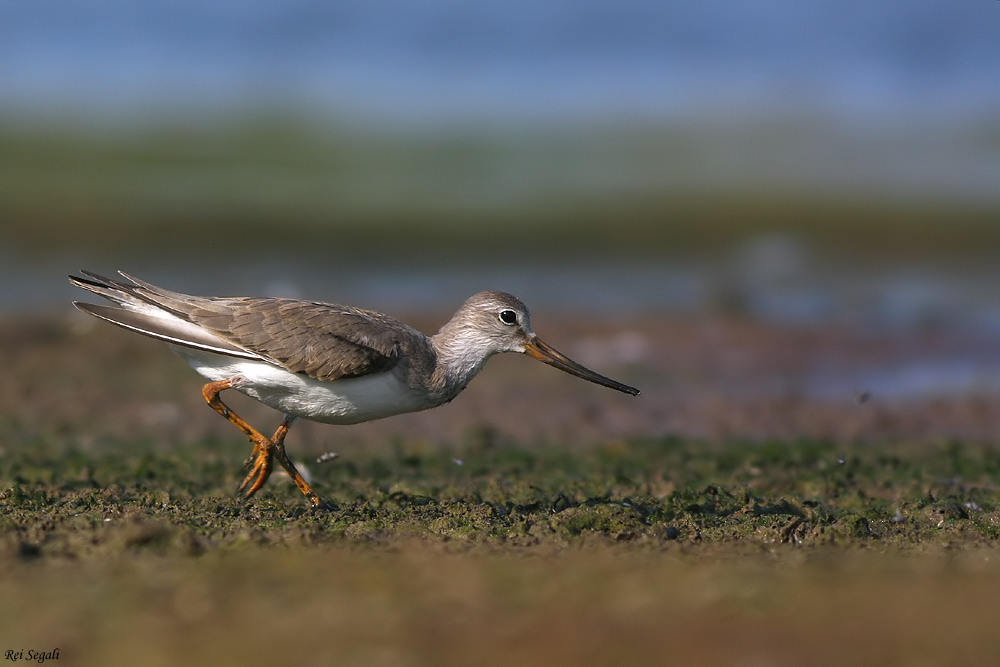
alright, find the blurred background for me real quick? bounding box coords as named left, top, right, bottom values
left=2, top=1, right=1000, bottom=411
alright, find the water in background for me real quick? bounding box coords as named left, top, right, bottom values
left=3, top=1, right=998, bottom=125
left=3, top=1, right=999, bottom=293
left=2, top=1, right=997, bottom=203
left=3, top=2, right=1000, bottom=399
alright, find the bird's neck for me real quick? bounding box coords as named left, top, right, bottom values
left=428, top=322, right=496, bottom=399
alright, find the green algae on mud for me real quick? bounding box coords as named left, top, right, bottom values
left=3, top=437, right=1000, bottom=666
left=3, top=437, right=999, bottom=560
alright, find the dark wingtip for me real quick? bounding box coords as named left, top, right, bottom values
left=69, top=270, right=118, bottom=289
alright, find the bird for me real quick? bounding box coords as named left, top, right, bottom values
left=70, top=270, right=640, bottom=508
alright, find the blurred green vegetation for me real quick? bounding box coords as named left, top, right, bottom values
left=3, top=113, right=999, bottom=260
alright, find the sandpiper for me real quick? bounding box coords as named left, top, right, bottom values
left=70, top=271, right=639, bottom=508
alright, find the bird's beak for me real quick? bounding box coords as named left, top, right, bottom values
left=523, top=336, right=640, bottom=396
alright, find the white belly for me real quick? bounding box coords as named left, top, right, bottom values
left=171, top=346, right=432, bottom=424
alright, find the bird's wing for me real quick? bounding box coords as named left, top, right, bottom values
left=117, top=273, right=408, bottom=381
left=190, top=298, right=405, bottom=381
left=71, top=271, right=260, bottom=359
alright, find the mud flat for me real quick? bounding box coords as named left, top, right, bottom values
left=2, top=311, right=999, bottom=665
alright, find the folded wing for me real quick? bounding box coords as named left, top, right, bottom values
left=70, top=271, right=405, bottom=381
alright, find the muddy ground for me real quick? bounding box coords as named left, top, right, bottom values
left=2, top=309, right=1000, bottom=665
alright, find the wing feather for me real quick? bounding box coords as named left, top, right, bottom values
left=182, top=298, right=406, bottom=380
left=72, top=271, right=416, bottom=382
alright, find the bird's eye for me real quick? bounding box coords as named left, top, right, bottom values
left=498, top=309, right=518, bottom=325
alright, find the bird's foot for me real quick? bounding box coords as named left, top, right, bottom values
left=238, top=436, right=275, bottom=499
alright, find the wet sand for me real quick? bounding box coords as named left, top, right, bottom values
left=10, top=306, right=999, bottom=453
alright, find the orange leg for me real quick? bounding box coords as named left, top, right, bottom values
left=234, top=413, right=297, bottom=498
left=201, top=378, right=331, bottom=509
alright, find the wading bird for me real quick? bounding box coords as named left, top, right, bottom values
left=71, top=271, right=639, bottom=507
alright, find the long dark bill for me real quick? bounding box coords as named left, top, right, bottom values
left=523, top=337, right=640, bottom=396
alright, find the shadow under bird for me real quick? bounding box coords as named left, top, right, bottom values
left=70, top=271, right=640, bottom=508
